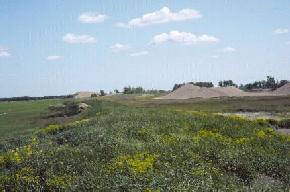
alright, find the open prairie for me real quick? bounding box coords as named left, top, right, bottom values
left=1, top=96, right=290, bottom=191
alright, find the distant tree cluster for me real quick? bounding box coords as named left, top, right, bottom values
left=172, top=82, right=214, bottom=91
left=218, top=80, right=237, bottom=87
left=0, top=95, right=73, bottom=102
left=100, top=90, right=106, bottom=96
left=123, top=86, right=167, bottom=94
left=191, top=82, right=214, bottom=88
left=171, top=76, right=289, bottom=92
left=91, top=93, right=98, bottom=98
left=240, top=76, right=289, bottom=90
left=123, top=86, right=144, bottom=94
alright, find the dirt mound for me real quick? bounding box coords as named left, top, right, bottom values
left=156, top=84, right=246, bottom=99
left=158, top=84, right=201, bottom=99
left=274, top=83, right=290, bottom=95
left=210, top=86, right=245, bottom=97
left=156, top=84, right=277, bottom=100
left=74, top=91, right=96, bottom=98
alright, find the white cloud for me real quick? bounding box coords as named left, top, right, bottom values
left=117, top=6, right=201, bottom=28
left=79, top=12, right=108, bottom=23
left=0, top=47, right=10, bottom=57
left=151, top=31, right=219, bottom=45
left=110, top=43, right=129, bottom=53
left=63, top=33, right=96, bottom=44
left=222, top=47, right=236, bottom=53
left=274, top=28, right=289, bottom=34
left=47, top=55, right=63, bottom=61
left=129, top=51, right=148, bottom=57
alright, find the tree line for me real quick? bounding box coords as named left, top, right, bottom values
left=172, top=76, right=289, bottom=91
left=0, top=95, right=73, bottom=102
left=123, top=86, right=168, bottom=94
left=239, top=76, right=289, bottom=90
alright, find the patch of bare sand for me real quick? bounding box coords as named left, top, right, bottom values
left=74, top=91, right=96, bottom=98
left=274, top=83, right=290, bottom=95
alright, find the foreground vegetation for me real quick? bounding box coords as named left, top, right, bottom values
left=1, top=99, right=289, bottom=191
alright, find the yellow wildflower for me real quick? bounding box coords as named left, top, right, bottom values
left=113, top=152, right=157, bottom=174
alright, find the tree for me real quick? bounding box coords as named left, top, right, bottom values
left=91, top=93, right=98, bottom=98
left=123, top=87, right=131, bottom=94
left=114, top=89, right=119, bottom=94
left=135, top=87, right=144, bottom=94
left=123, top=86, right=145, bottom=94
left=100, top=90, right=106, bottom=96
left=218, top=80, right=237, bottom=87
left=193, top=82, right=214, bottom=88
left=265, top=76, right=276, bottom=89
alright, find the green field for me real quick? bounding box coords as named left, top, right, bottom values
left=0, top=100, right=63, bottom=139
left=1, top=96, right=290, bottom=191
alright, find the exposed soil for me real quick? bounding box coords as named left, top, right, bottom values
left=156, top=83, right=290, bottom=100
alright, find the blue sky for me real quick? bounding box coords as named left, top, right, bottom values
left=0, top=0, right=290, bottom=97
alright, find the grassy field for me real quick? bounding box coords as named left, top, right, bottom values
left=0, top=97, right=290, bottom=191
left=137, top=96, right=290, bottom=113
left=0, top=99, right=96, bottom=141
left=0, top=100, right=64, bottom=140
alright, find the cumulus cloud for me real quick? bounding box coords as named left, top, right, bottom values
left=129, top=51, right=148, bottom=57
left=79, top=12, right=108, bottom=23
left=151, top=31, right=219, bottom=45
left=0, top=47, right=10, bottom=57
left=274, top=28, right=289, bottom=34
left=46, top=55, right=63, bottom=61
left=117, top=7, right=201, bottom=28
left=110, top=43, right=129, bottom=53
left=63, top=33, right=96, bottom=44
left=222, top=47, right=236, bottom=53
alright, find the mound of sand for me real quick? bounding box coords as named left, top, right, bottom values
left=156, top=84, right=280, bottom=100
left=156, top=84, right=247, bottom=99
left=74, top=91, right=97, bottom=98
left=211, top=86, right=245, bottom=97
left=274, top=83, right=290, bottom=95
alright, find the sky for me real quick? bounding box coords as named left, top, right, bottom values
left=0, top=0, right=290, bottom=97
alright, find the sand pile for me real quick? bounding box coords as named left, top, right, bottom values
left=155, top=84, right=280, bottom=100
left=156, top=84, right=246, bottom=99
left=211, top=87, right=246, bottom=97
left=158, top=84, right=201, bottom=99
left=74, top=91, right=96, bottom=98
left=274, top=83, right=290, bottom=95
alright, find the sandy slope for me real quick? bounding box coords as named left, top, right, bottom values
left=155, top=83, right=289, bottom=100
left=74, top=91, right=96, bottom=98
left=274, top=83, right=290, bottom=95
